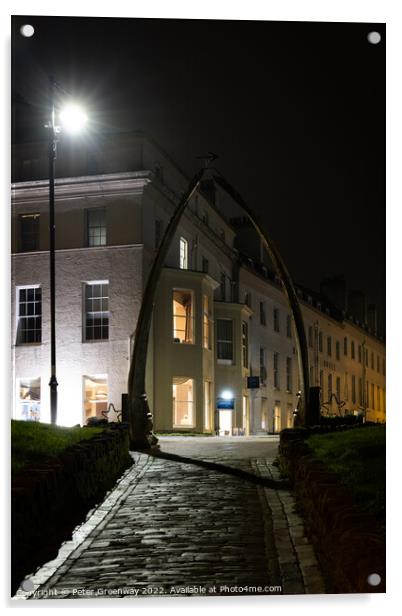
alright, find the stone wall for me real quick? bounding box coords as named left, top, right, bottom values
left=279, top=427, right=385, bottom=593
left=12, top=425, right=132, bottom=596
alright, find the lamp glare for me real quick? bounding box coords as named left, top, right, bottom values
left=221, top=390, right=233, bottom=400
left=59, top=104, right=88, bottom=134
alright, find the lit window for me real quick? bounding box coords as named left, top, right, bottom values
left=18, top=377, right=40, bottom=421
left=287, top=403, right=294, bottom=428
left=286, top=357, right=292, bottom=392
left=20, top=213, right=40, bottom=252
left=274, top=401, right=281, bottom=432
left=203, top=295, right=211, bottom=349
left=179, top=237, right=188, bottom=269
left=84, top=282, right=109, bottom=341
left=273, top=307, right=280, bottom=332
left=17, top=286, right=41, bottom=344
left=173, top=289, right=194, bottom=344
left=87, top=208, right=106, bottom=247
left=83, top=375, right=108, bottom=422
left=273, top=352, right=280, bottom=389
left=242, top=321, right=249, bottom=368
left=217, top=319, right=233, bottom=362
left=173, top=377, right=195, bottom=428
left=204, top=381, right=211, bottom=431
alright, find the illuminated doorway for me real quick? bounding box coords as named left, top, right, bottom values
left=83, top=375, right=108, bottom=423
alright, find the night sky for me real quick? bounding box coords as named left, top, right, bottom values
left=11, top=16, right=385, bottom=333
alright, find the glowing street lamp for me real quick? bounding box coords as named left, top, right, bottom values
left=47, top=77, right=87, bottom=424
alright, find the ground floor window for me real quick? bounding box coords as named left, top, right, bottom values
left=83, top=375, right=108, bottom=422
left=261, top=397, right=268, bottom=430
left=204, top=381, right=211, bottom=431
left=18, top=377, right=41, bottom=421
left=173, top=377, right=195, bottom=428
left=287, top=403, right=294, bottom=428
left=274, top=401, right=281, bottom=433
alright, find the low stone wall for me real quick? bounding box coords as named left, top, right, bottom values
left=12, top=425, right=132, bottom=596
left=279, top=427, right=385, bottom=594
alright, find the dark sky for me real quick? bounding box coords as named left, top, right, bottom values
left=11, top=16, right=385, bottom=332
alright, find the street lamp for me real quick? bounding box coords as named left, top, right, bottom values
left=46, top=77, right=87, bottom=424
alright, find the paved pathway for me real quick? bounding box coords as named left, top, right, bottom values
left=15, top=437, right=325, bottom=600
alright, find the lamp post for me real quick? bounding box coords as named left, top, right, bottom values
left=46, top=76, right=87, bottom=424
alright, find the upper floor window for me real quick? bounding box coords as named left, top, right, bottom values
left=179, top=237, right=189, bottom=270
left=217, top=318, right=233, bottom=362
left=327, top=336, right=332, bottom=357
left=328, top=373, right=333, bottom=398
left=87, top=208, right=106, bottom=247
left=273, top=307, right=280, bottom=332
left=173, top=289, right=194, bottom=344
left=20, top=213, right=40, bottom=252
left=358, top=345, right=362, bottom=363
left=273, top=352, right=280, bottom=389
left=202, top=257, right=209, bottom=274
left=318, top=331, right=323, bottom=352
left=260, top=347, right=267, bottom=385
left=344, top=336, right=348, bottom=356
left=203, top=295, right=211, bottom=350
left=336, top=340, right=340, bottom=360
left=16, top=286, right=42, bottom=344
left=286, top=357, right=293, bottom=392
left=220, top=272, right=226, bottom=301
left=351, top=341, right=355, bottom=360
left=377, top=355, right=380, bottom=373
left=242, top=321, right=249, bottom=368
left=371, top=352, right=374, bottom=370
left=260, top=301, right=266, bottom=326
left=84, top=281, right=109, bottom=341
left=244, top=292, right=252, bottom=308
left=286, top=315, right=292, bottom=338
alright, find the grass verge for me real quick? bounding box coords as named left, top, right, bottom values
left=11, top=420, right=104, bottom=475
left=307, top=426, right=385, bottom=527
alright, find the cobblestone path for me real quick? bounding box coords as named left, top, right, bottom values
left=16, top=438, right=325, bottom=600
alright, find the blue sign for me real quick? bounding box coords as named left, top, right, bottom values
left=217, top=397, right=235, bottom=410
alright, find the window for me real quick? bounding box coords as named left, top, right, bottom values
left=371, top=352, right=374, bottom=370
left=17, top=286, right=42, bottom=344
left=336, top=376, right=341, bottom=400
left=376, top=385, right=380, bottom=411
left=365, top=349, right=369, bottom=367
left=18, top=377, right=40, bottom=421
left=83, top=375, right=108, bottom=422
left=308, top=326, right=313, bottom=348
left=273, top=307, right=280, bottom=332
left=179, top=237, right=188, bottom=269
left=260, top=347, right=267, bottom=384
left=173, top=377, right=195, bottom=428
left=155, top=219, right=163, bottom=249
left=220, top=272, right=226, bottom=301
left=359, top=378, right=363, bottom=405
left=327, top=336, right=332, bottom=357
left=382, top=358, right=386, bottom=376
left=344, top=372, right=349, bottom=401
left=242, top=321, right=249, bottom=368
left=173, top=289, right=194, bottom=344
left=286, top=315, right=292, bottom=338
left=244, top=292, right=252, bottom=308
left=328, top=373, right=333, bottom=398
left=87, top=208, right=106, bottom=247
left=260, top=301, right=266, bottom=326
left=344, top=337, right=348, bottom=356
left=203, top=295, right=211, bottom=349
left=274, top=401, right=281, bottom=433
left=286, top=357, right=292, bottom=392
left=358, top=345, right=362, bottom=363
left=336, top=340, right=340, bottom=360
left=202, top=257, right=209, bottom=274
left=351, top=341, right=355, bottom=360
left=273, top=352, right=280, bottom=389
left=352, top=375, right=356, bottom=404
left=217, top=319, right=233, bottom=362
left=377, top=355, right=380, bottom=373
left=371, top=383, right=375, bottom=409
left=318, top=332, right=323, bottom=352
left=84, top=282, right=109, bottom=341
left=204, top=381, right=212, bottom=431
left=20, top=213, right=40, bottom=251
left=319, top=370, right=324, bottom=398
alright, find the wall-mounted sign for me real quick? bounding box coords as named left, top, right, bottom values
left=247, top=376, right=260, bottom=389
left=217, top=397, right=235, bottom=410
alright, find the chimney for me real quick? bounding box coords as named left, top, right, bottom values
left=320, top=275, right=347, bottom=312
left=347, top=290, right=367, bottom=324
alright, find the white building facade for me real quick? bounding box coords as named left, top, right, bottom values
left=11, top=133, right=386, bottom=432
